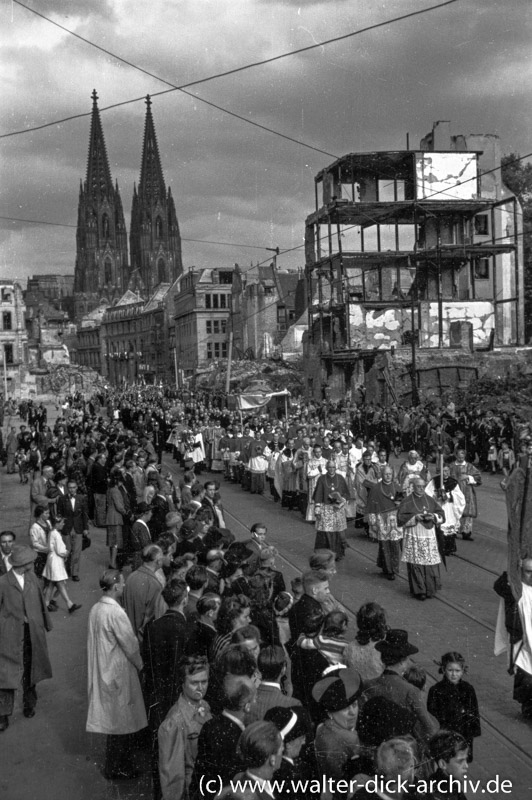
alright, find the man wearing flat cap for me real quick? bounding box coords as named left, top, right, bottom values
left=0, top=545, right=53, bottom=732
left=359, top=629, right=438, bottom=743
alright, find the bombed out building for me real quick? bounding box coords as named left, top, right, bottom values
left=304, top=121, right=524, bottom=404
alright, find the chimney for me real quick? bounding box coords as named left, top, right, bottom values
left=432, top=120, right=451, bottom=150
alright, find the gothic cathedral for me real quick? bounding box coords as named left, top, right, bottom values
left=74, top=92, right=183, bottom=321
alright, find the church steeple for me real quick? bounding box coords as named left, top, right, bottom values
left=130, top=96, right=183, bottom=294
left=73, top=90, right=129, bottom=321
left=138, top=95, right=166, bottom=202
left=85, top=90, right=113, bottom=198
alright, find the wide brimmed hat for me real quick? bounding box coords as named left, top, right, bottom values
left=375, top=629, right=419, bottom=660
left=10, top=546, right=37, bottom=568
left=312, top=668, right=362, bottom=711
left=264, top=706, right=312, bottom=742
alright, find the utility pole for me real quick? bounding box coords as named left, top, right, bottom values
left=225, top=331, right=233, bottom=395
left=173, top=347, right=178, bottom=389
left=2, top=347, right=7, bottom=399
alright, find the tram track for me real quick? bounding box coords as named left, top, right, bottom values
left=222, top=503, right=532, bottom=774
left=452, top=552, right=499, bottom=577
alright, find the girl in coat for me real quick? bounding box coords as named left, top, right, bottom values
left=427, top=651, right=481, bottom=761
left=43, top=516, right=82, bottom=614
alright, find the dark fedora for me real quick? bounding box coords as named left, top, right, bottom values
left=375, top=629, right=419, bottom=661
left=9, top=546, right=37, bottom=568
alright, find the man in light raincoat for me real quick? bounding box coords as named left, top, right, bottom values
left=87, top=569, right=147, bottom=780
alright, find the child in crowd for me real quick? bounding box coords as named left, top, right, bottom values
left=403, top=664, right=427, bottom=691
left=427, top=651, right=480, bottom=762
left=487, top=438, right=498, bottom=473
left=313, top=611, right=349, bottom=666
left=15, top=447, right=29, bottom=483
left=428, top=730, right=470, bottom=800
left=291, top=576, right=304, bottom=602
left=497, top=440, right=515, bottom=477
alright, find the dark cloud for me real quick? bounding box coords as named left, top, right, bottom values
left=1, top=0, right=531, bottom=282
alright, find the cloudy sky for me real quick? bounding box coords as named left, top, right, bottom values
left=1, top=0, right=531, bottom=285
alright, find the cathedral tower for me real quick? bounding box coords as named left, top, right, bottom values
left=74, top=90, right=129, bottom=321
left=129, top=96, right=183, bottom=294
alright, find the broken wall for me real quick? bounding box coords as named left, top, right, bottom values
left=418, top=301, right=494, bottom=347
left=349, top=301, right=495, bottom=350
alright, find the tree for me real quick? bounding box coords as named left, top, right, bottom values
left=501, top=154, right=532, bottom=342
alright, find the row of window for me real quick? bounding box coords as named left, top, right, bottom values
left=205, top=293, right=228, bottom=309
left=206, top=342, right=228, bottom=359
left=340, top=259, right=492, bottom=304
left=206, top=319, right=227, bottom=334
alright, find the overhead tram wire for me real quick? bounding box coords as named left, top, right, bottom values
left=5, top=0, right=461, bottom=141
left=0, top=216, right=290, bottom=252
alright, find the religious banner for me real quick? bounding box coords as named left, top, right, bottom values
left=234, top=389, right=291, bottom=411
left=505, top=456, right=532, bottom=598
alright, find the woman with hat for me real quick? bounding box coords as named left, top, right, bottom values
left=313, top=668, right=364, bottom=795
left=264, top=706, right=313, bottom=798
left=312, top=461, right=350, bottom=561
left=397, top=476, right=445, bottom=600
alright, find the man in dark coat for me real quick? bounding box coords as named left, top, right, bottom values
left=57, top=478, right=89, bottom=581
left=359, top=629, right=439, bottom=745
left=190, top=675, right=256, bottom=797
left=287, top=570, right=330, bottom=644
left=0, top=531, right=15, bottom=576
left=142, top=577, right=189, bottom=731
left=0, top=546, right=52, bottom=731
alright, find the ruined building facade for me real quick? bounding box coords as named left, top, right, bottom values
left=304, top=120, right=524, bottom=403
left=74, top=93, right=182, bottom=322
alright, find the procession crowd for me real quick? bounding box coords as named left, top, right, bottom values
left=1, top=388, right=531, bottom=800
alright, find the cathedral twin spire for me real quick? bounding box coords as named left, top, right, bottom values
left=74, top=91, right=182, bottom=320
